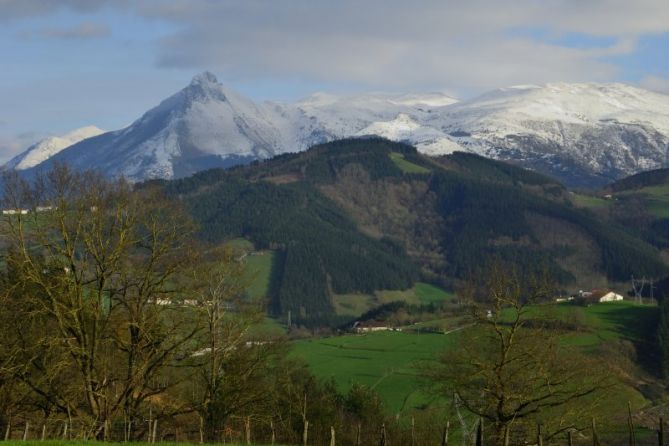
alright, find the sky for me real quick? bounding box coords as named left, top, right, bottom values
left=1, top=0, right=669, bottom=162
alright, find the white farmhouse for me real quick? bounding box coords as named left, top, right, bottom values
left=586, top=289, right=624, bottom=303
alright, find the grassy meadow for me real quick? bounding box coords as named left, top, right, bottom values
left=618, top=184, right=669, bottom=218
left=332, top=282, right=456, bottom=317
left=291, top=330, right=455, bottom=413
left=293, top=300, right=655, bottom=414
left=388, top=152, right=431, bottom=174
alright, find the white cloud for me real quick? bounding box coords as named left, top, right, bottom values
left=0, top=0, right=118, bottom=21
left=4, top=0, right=669, bottom=93
left=20, top=22, right=111, bottom=40
left=141, top=0, right=654, bottom=92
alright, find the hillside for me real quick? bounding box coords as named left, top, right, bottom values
left=576, top=168, right=669, bottom=251
left=292, top=301, right=657, bottom=414
left=155, top=138, right=667, bottom=326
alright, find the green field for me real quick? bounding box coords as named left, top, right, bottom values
left=294, top=300, right=655, bottom=414
left=414, top=282, right=455, bottom=304
left=618, top=184, right=669, bottom=218
left=571, top=192, right=612, bottom=209
left=558, top=300, right=658, bottom=348
left=292, top=330, right=456, bottom=413
left=389, top=152, right=431, bottom=174
left=242, top=251, right=275, bottom=300
left=332, top=282, right=456, bottom=317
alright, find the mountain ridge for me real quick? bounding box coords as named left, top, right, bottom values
left=11, top=73, right=669, bottom=187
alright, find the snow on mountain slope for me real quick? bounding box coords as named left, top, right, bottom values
left=356, top=113, right=463, bottom=155
left=27, top=76, right=457, bottom=181
left=281, top=91, right=457, bottom=150
left=36, top=72, right=293, bottom=181
left=429, top=83, right=669, bottom=186
left=6, top=126, right=104, bottom=170
left=17, top=74, right=669, bottom=188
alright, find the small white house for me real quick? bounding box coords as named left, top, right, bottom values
left=597, top=291, right=624, bottom=302
left=580, top=289, right=624, bottom=303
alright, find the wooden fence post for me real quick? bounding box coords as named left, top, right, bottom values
left=476, top=418, right=483, bottom=446
left=628, top=401, right=636, bottom=446
left=199, top=415, right=204, bottom=444
left=660, top=417, right=665, bottom=446
left=302, top=420, right=309, bottom=446
left=270, top=419, right=276, bottom=445
left=592, top=418, right=600, bottom=446
left=4, top=418, right=11, bottom=441
left=537, top=424, right=543, bottom=446
left=442, top=421, right=450, bottom=446
left=152, top=419, right=158, bottom=444
left=379, top=423, right=387, bottom=446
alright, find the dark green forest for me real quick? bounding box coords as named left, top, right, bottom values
left=154, top=138, right=667, bottom=325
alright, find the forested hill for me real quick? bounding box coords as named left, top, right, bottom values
left=152, top=138, right=667, bottom=326
left=607, top=167, right=669, bottom=192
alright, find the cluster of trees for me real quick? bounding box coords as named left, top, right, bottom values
left=0, top=166, right=390, bottom=444
left=430, top=170, right=667, bottom=283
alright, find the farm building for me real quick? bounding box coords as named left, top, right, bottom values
left=352, top=320, right=398, bottom=333
left=578, top=289, right=624, bottom=303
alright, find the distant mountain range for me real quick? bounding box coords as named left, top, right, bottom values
left=8, top=72, right=669, bottom=188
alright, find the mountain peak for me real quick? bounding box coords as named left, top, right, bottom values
left=5, top=125, right=104, bottom=170
left=190, top=71, right=219, bottom=86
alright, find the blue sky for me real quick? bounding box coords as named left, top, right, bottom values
left=1, top=0, right=669, bottom=162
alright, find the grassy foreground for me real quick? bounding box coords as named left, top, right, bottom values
left=293, top=301, right=655, bottom=414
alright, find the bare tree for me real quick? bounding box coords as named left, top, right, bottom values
left=425, top=265, right=615, bottom=445
left=188, top=246, right=285, bottom=441
left=0, top=165, right=201, bottom=438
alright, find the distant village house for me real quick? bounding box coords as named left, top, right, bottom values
left=576, top=289, right=624, bottom=304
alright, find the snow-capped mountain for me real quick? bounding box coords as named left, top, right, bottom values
left=430, top=83, right=669, bottom=187
left=13, top=73, right=669, bottom=188
left=5, top=126, right=104, bottom=170
left=22, top=73, right=455, bottom=182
